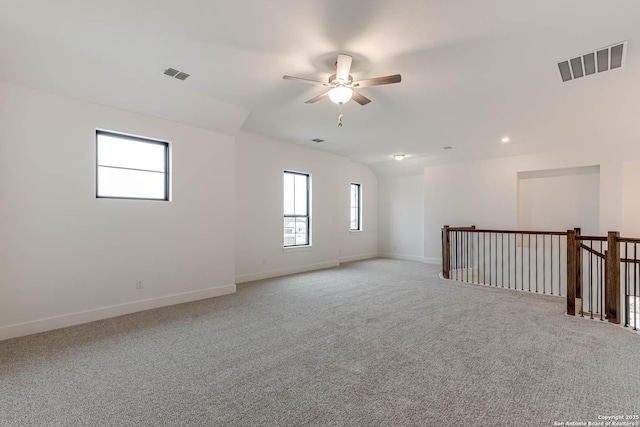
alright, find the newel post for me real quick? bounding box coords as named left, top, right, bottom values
left=566, top=229, right=577, bottom=316
left=606, top=231, right=621, bottom=324
left=442, top=225, right=450, bottom=279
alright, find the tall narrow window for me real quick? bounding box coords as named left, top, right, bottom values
left=96, top=130, right=169, bottom=200
left=284, top=171, right=310, bottom=247
left=350, top=183, right=361, bottom=231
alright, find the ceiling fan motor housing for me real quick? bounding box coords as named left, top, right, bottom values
left=329, top=73, right=353, bottom=86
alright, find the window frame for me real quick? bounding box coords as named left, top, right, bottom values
left=96, top=130, right=170, bottom=201
left=350, top=183, right=362, bottom=231
left=283, top=170, right=311, bottom=248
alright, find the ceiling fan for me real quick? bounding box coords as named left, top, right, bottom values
left=283, top=53, right=401, bottom=125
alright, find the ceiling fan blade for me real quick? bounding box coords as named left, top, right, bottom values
left=283, top=75, right=328, bottom=86
left=351, top=90, right=371, bottom=106
left=335, top=54, right=353, bottom=83
left=305, top=91, right=330, bottom=104
left=352, top=74, right=401, bottom=88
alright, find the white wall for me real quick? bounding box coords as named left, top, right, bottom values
left=423, top=149, right=628, bottom=262
left=378, top=174, right=425, bottom=263
left=340, top=162, right=379, bottom=263
left=234, top=132, right=378, bottom=283
left=0, top=82, right=236, bottom=340
left=622, top=161, right=640, bottom=237
left=518, top=166, right=600, bottom=235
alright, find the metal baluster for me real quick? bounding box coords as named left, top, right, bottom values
left=589, top=240, right=593, bottom=319
left=464, top=231, right=467, bottom=282
left=501, top=233, right=504, bottom=288
left=625, top=242, right=629, bottom=326
left=580, top=241, right=584, bottom=318
left=467, top=231, right=470, bottom=282
left=508, top=233, right=511, bottom=289
left=521, top=233, right=524, bottom=291
left=550, top=234, right=554, bottom=295
left=535, top=234, right=538, bottom=293
left=495, top=233, right=498, bottom=287
left=543, top=235, right=546, bottom=294
left=633, top=243, right=639, bottom=331
left=489, top=232, right=492, bottom=286
left=558, top=235, right=562, bottom=296
left=454, top=231, right=458, bottom=280
left=624, top=242, right=635, bottom=326
left=528, top=234, right=531, bottom=292
left=472, top=232, right=475, bottom=283
left=482, top=232, right=485, bottom=285
left=599, top=240, right=603, bottom=321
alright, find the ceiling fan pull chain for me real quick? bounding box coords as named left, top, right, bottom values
left=338, top=104, right=343, bottom=127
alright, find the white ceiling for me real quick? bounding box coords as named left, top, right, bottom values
left=2, top=0, right=640, bottom=176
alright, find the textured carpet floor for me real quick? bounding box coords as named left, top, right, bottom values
left=1, top=258, right=639, bottom=426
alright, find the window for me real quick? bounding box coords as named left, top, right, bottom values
left=350, top=183, right=361, bottom=231
left=283, top=171, right=310, bottom=247
left=96, top=130, right=169, bottom=200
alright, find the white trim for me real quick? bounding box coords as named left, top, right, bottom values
left=283, top=245, right=313, bottom=253
left=378, top=253, right=426, bottom=263
left=0, top=284, right=236, bottom=341
left=235, top=261, right=339, bottom=283
left=423, top=257, right=441, bottom=265
left=339, top=252, right=378, bottom=263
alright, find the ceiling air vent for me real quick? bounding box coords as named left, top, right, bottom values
left=163, top=68, right=179, bottom=77
left=163, top=67, right=190, bottom=81
left=557, top=41, right=627, bottom=82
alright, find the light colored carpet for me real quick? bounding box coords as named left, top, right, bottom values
left=1, top=258, right=639, bottom=426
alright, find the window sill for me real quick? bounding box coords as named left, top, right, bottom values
left=350, top=230, right=364, bottom=234
left=283, top=245, right=313, bottom=253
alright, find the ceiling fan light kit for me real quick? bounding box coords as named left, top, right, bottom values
left=283, top=53, right=401, bottom=126
left=328, top=86, right=353, bottom=104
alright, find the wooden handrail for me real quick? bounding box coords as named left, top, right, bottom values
left=580, top=244, right=604, bottom=259
left=447, top=227, right=566, bottom=236
left=576, top=235, right=608, bottom=242
left=618, top=237, right=640, bottom=243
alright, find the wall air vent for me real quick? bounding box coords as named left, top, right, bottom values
left=163, top=67, right=190, bottom=81
left=557, top=41, right=627, bottom=82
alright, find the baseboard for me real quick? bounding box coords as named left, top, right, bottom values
left=378, top=253, right=426, bottom=263
left=423, top=257, right=441, bottom=265
left=339, top=252, right=378, bottom=264
left=0, top=284, right=236, bottom=341
left=235, top=261, right=339, bottom=284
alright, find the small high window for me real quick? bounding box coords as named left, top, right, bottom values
left=350, top=183, right=361, bottom=231
left=284, top=171, right=310, bottom=247
left=96, top=130, right=169, bottom=200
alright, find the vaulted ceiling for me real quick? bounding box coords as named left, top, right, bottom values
left=2, top=0, right=640, bottom=175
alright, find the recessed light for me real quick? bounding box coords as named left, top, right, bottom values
left=393, top=154, right=405, bottom=161
left=311, top=138, right=324, bottom=143
left=442, top=146, right=453, bottom=150
left=501, top=136, right=510, bottom=143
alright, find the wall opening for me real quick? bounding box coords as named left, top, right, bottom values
left=518, top=165, right=600, bottom=235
